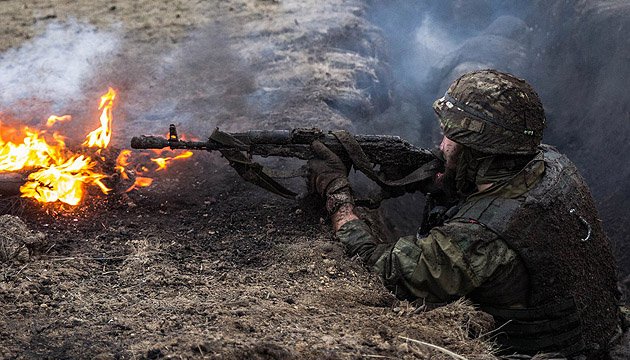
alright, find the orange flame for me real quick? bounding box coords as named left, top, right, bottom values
left=46, top=115, right=72, bottom=127
left=0, top=127, right=64, bottom=171
left=2, top=87, right=196, bottom=207
left=150, top=151, right=193, bottom=171
left=126, top=176, right=153, bottom=192
left=83, top=87, right=116, bottom=149
left=20, top=155, right=110, bottom=206
left=115, top=149, right=132, bottom=180
left=0, top=88, right=119, bottom=206
left=116, top=150, right=153, bottom=191
left=116, top=149, right=195, bottom=192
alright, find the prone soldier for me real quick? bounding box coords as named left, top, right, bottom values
left=309, top=70, right=623, bottom=358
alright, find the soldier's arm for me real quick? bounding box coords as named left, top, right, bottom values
left=331, top=203, right=359, bottom=231
left=336, top=217, right=518, bottom=303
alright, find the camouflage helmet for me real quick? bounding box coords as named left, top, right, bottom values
left=433, top=69, right=545, bottom=155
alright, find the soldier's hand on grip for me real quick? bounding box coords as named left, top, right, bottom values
left=308, top=140, right=349, bottom=196
left=308, top=140, right=354, bottom=214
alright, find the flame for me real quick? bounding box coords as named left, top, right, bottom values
left=20, top=155, right=109, bottom=206
left=46, top=115, right=72, bottom=127
left=115, top=149, right=153, bottom=192
left=151, top=151, right=193, bottom=171
left=1, top=86, right=195, bottom=207
left=126, top=176, right=153, bottom=192
left=83, top=87, right=116, bottom=149
left=115, top=149, right=132, bottom=180
left=0, top=127, right=64, bottom=171
left=116, top=148, right=194, bottom=192
left=0, top=88, right=119, bottom=206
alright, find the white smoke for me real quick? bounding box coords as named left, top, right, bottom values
left=411, top=15, right=458, bottom=84
left=0, top=20, right=120, bottom=112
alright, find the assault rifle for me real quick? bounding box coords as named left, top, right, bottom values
left=130, top=124, right=441, bottom=208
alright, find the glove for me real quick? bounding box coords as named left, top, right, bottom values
left=308, top=140, right=354, bottom=213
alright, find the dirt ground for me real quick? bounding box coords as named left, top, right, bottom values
left=0, top=157, right=498, bottom=359
left=0, top=1, right=500, bottom=359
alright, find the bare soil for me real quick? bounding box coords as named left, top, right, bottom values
left=0, top=156, right=498, bottom=359
left=0, top=1, right=498, bottom=359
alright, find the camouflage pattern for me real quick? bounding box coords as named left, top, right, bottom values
left=433, top=70, right=545, bottom=155
left=336, top=202, right=528, bottom=304
left=338, top=219, right=525, bottom=304
left=336, top=145, right=620, bottom=356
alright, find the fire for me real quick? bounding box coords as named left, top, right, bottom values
left=126, top=177, right=153, bottom=192
left=0, top=89, right=118, bottom=206
left=46, top=115, right=72, bottom=127
left=1, top=86, right=194, bottom=207
left=0, top=127, right=65, bottom=171
left=83, top=87, right=116, bottom=149
left=115, top=149, right=132, bottom=180
left=20, top=156, right=109, bottom=206
left=151, top=151, right=193, bottom=171
left=116, top=147, right=193, bottom=192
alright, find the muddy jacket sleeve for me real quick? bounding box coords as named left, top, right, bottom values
left=336, top=219, right=517, bottom=303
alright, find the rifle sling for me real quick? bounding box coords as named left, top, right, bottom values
left=330, top=130, right=440, bottom=188
left=210, top=129, right=297, bottom=199
left=209, top=128, right=438, bottom=202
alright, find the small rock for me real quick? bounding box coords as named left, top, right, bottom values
left=321, top=335, right=335, bottom=345
left=0, top=215, right=44, bottom=263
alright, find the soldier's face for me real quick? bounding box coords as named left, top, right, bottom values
left=439, top=136, right=462, bottom=170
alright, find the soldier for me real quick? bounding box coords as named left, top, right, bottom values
left=309, top=70, right=622, bottom=358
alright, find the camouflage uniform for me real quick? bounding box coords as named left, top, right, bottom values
left=336, top=156, right=537, bottom=304
left=332, top=71, right=621, bottom=357
left=338, top=146, right=621, bottom=356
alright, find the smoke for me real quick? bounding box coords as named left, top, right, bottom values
left=105, top=24, right=257, bottom=142
left=1, top=4, right=626, bottom=273
left=0, top=19, right=258, bottom=146
left=366, top=0, right=630, bottom=274
left=0, top=21, right=120, bottom=117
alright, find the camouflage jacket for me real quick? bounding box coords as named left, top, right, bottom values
left=336, top=153, right=545, bottom=305
left=337, top=148, right=621, bottom=356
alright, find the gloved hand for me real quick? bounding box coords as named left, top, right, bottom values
left=308, top=140, right=354, bottom=213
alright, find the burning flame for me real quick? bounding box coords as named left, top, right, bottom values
left=151, top=151, right=193, bottom=171
left=83, top=87, right=116, bottom=149
left=116, top=147, right=193, bottom=192
left=1, top=86, right=194, bottom=207
left=20, top=156, right=109, bottom=206
left=0, top=89, right=119, bottom=205
left=0, top=128, right=65, bottom=171
left=46, top=115, right=72, bottom=127
left=115, top=149, right=132, bottom=180
left=126, top=177, right=153, bottom=192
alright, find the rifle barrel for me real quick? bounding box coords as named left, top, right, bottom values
left=131, top=136, right=213, bottom=150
